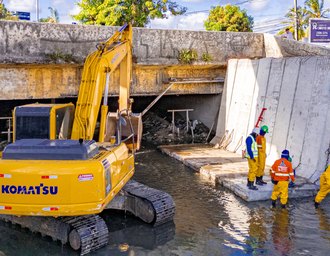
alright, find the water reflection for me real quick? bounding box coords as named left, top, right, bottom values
left=245, top=208, right=268, bottom=255
left=271, top=209, right=292, bottom=256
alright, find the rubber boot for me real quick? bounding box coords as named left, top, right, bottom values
left=272, top=200, right=276, bottom=208
left=281, top=204, right=286, bottom=209
left=259, top=176, right=267, bottom=185
left=256, top=176, right=264, bottom=186
left=314, top=201, right=319, bottom=209
left=248, top=181, right=258, bottom=190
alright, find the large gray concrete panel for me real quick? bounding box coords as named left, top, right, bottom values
left=270, top=58, right=300, bottom=159
left=286, top=57, right=317, bottom=171
left=213, top=59, right=238, bottom=142
left=300, top=57, right=330, bottom=181
left=226, top=60, right=258, bottom=152
left=262, top=58, right=285, bottom=161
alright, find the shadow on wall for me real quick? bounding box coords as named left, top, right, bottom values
left=212, top=54, right=330, bottom=182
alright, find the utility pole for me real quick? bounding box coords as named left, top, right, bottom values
left=36, top=0, right=39, bottom=22
left=294, top=0, right=298, bottom=40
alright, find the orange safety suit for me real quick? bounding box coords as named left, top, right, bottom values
left=256, top=135, right=266, bottom=177
left=270, top=158, right=295, bottom=205
left=315, top=165, right=330, bottom=204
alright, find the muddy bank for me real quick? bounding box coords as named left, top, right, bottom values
left=142, top=111, right=215, bottom=145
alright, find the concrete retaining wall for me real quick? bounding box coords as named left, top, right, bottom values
left=0, top=21, right=264, bottom=65
left=212, top=57, right=330, bottom=182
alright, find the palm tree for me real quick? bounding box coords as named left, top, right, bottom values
left=280, top=6, right=307, bottom=40
left=304, top=0, right=330, bottom=19
left=48, top=7, right=59, bottom=23
left=40, top=7, right=59, bottom=23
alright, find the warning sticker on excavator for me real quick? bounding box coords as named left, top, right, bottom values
left=78, top=174, right=94, bottom=182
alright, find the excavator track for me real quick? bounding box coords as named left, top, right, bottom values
left=122, top=180, right=176, bottom=226
left=64, top=215, right=109, bottom=255
left=0, top=214, right=109, bottom=255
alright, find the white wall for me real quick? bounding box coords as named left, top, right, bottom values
left=212, top=56, right=330, bottom=182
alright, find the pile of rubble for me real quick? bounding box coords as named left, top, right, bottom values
left=142, top=111, right=214, bottom=145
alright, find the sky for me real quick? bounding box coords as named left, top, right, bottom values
left=3, top=0, right=330, bottom=33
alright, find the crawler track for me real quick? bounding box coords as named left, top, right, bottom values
left=0, top=214, right=109, bottom=255
left=122, top=180, right=176, bottom=226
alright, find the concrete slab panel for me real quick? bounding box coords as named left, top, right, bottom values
left=283, top=58, right=317, bottom=177
left=226, top=59, right=258, bottom=152
left=222, top=176, right=317, bottom=202
left=300, top=57, right=330, bottom=180
left=262, top=58, right=286, bottom=162
left=270, top=57, right=300, bottom=159
left=214, top=59, right=238, bottom=140
left=254, top=58, right=272, bottom=128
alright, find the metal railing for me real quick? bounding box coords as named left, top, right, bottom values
left=0, top=117, right=13, bottom=143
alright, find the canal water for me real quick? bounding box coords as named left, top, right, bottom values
left=0, top=146, right=329, bottom=255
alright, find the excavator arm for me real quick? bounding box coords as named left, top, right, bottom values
left=71, top=24, right=133, bottom=142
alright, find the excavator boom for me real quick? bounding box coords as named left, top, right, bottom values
left=71, top=24, right=133, bottom=141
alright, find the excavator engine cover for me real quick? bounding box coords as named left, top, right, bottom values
left=2, top=139, right=98, bottom=160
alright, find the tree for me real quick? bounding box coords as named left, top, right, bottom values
left=279, top=6, right=307, bottom=40
left=39, top=7, right=59, bottom=23
left=73, top=0, right=187, bottom=27
left=0, top=2, right=18, bottom=21
left=304, top=0, right=330, bottom=19
left=204, top=4, right=253, bottom=32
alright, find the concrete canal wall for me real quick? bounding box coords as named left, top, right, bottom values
left=212, top=56, right=330, bottom=182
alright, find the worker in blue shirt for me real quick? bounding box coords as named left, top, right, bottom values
left=245, top=129, right=259, bottom=190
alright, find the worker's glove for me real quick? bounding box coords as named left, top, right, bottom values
left=271, top=179, right=278, bottom=185
left=288, top=181, right=295, bottom=188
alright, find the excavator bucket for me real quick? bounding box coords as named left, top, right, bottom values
left=105, top=112, right=142, bottom=151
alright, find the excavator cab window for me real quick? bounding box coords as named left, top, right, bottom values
left=15, top=115, right=49, bottom=140
left=14, top=104, right=74, bottom=141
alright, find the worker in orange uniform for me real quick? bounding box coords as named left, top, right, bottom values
left=245, top=128, right=259, bottom=190
left=270, top=150, right=295, bottom=208
left=256, top=125, right=268, bottom=185
left=314, top=165, right=330, bottom=209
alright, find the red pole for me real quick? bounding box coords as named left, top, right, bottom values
left=255, top=108, right=267, bottom=128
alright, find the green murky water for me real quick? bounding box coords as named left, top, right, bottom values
left=0, top=146, right=329, bottom=255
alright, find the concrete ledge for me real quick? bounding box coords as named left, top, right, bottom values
left=159, top=144, right=318, bottom=202
left=221, top=176, right=317, bottom=202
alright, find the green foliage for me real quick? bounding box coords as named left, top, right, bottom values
left=201, top=53, right=212, bottom=62
left=73, top=0, right=187, bottom=27
left=45, top=52, right=76, bottom=63
left=0, top=3, right=18, bottom=21
left=178, top=49, right=198, bottom=64
left=204, top=4, right=253, bottom=32
left=305, top=0, right=330, bottom=18
left=279, top=0, right=330, bottom=40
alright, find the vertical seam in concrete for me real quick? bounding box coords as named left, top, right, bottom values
left=285, top=58, right=301, bottom=149
left=262, top=58, right=272, bottom=110
left=298, top=57, right=318, bottom=168
left=245, top=60, right=259, bottom=136
left=227, top=59, right=238, bottom=127
left=269, top=58, right=286, bottom=152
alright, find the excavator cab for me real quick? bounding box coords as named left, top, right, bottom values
left=13, top=103, right=75, bottom=141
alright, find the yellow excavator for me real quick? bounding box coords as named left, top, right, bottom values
left=0, top=24, right=175, bottom=255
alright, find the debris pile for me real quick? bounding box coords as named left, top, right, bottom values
left=142, top=112, right=214, bottom=145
